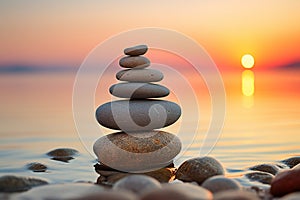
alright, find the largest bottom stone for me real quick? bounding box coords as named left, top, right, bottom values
left=93, top=131, right=181, bottom=172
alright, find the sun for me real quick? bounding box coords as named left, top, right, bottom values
left=241, top=54, right=255, bottom=69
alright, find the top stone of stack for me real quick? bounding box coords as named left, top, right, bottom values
left=120, top=45, right=150, bottom=69
left=124, top=44, right=148, bottom=56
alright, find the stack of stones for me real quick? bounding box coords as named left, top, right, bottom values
left=93, top=44, right=182, bottom=185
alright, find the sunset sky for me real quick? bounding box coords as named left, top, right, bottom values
left=1, top=0, right=299, bottom=71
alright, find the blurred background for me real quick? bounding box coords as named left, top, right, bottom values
left=0, top=1, right=299, bottom=182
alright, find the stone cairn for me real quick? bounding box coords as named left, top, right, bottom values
left=93, top=44, right=182, bottom=185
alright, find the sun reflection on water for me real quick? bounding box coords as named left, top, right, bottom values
left=242, top=70, right=255, bottom=108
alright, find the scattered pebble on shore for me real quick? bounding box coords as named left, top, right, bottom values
left=176, top=156, right=225, bottom=184
left=249, top=163, right=281, bottom=175
left=0, top=175, right=48, bottom=192
left=46, top=148, right=79, bottom=162
left=113, top=175, right=161, bottom=196
left=201, top=175, right=242, bottom=194
left=244, top=171, right=274, bottom=185
left=26, top=162, right=47, bottom=172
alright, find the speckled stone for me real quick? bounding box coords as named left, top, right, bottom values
left=93, top=131, right=181, bottom=172
left=109, top=83, right=169, bottom=99
left=140, top=183, right=213, bottom=200
left=244, top=171, right=274, bottom=185
left=116, top=69, right=163, bottom=82
left=124, top=45, right=148, bottom=56
left=201, top=176, right=242, bottom=194
left=249, top=163, right=281, bottom=175
left=176, top=157, right=225, bottom=184
left=113, top=175, right=161, bottom=195
left=95, top=100, right=181, bottom=132
left=119, top=56, right=150, bottom=69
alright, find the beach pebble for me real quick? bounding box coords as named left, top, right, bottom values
left=270, top=166, right=300, bottom=197
left=201, top=176, right=241, bottom=194
left=124, top=45, right=148, bottom=56
left=119, top=56, right=150, bottom=69
left=109, top=83, right=169, bottom=99
left=245, top=171, right=274, bottom=184
left=249, top=163, right=281, bottom=175
left=93, top=131, right=181, bottom=172
left=116, top=69, right=163, bottom=82
left=70, top=190, right=138, bottom=200
left=140, top=183, right=213, bottom=200
left=113, top=175, right=161, bottom=195
left=213, top=190, right=260, bottom=200
left=176, top=157, right=225, bottom=184
left=14, top=183, right=109, bottom=200
left=280, top=192, right=300, bottom=200
left=0, top=175, right=48, bottom=192
left=46, top=148, right=78, bottom=162
left=281, top=156, right=300, bottom=168
left=26, top=162, right=47, bottom=172
left=95, top=100, right=181, bottom=132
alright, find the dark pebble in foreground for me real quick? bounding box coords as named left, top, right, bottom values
left=140, top=183, right=213, bottom=200
left=270, top=164, right=300, bottom=197
left=249, top=163, right=281, bottom=175
left=201, top=175, right=241, bottom=194
left=113, top=175, right=161, bottom=196
left=280, top=192, right=300, bottom=200
left=26, top=162, right=47, bottom=172
left=176, top=156, right=224, bottom=184
left=70, top=190, right=138, bottom=200
left=213, top=190, right=260, bottom=200
left=46, top=148, right=78, bottom=162
left=281, top=156, right=300, bottom=168
left=14, top=183, right=107, bottom=199
left=0, top=175, right=48, bottom=192
left=244, top=171, right=274, bottom=185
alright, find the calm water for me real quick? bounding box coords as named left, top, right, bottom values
left=0, top=69, right=299, bottom=185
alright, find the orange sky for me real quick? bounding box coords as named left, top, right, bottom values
left=0, top=1, right=299, bottom=70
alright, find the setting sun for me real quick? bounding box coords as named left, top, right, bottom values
left=241, top=54, right=255, bottom=69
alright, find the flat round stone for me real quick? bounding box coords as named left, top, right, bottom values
left=116, top=69, right=163, bottom=82
left=95, top=100, right=181, bottom=132
left=109, top=83, right=169, bottom=99
left=119, top=56, right=150, bottom=69
left=124, top=45, right=148, bottom=56
left=93, top=131, right=182, bottom=172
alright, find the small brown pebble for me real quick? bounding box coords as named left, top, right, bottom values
left=46, top=148, right=78, bottom=162
left=245, top=171, right=274, bottom=184
left=26, top=162, right=47, bottom=172
left=281, top=157, right=300, bottom=168
left=249, top=163, right=281, bottom=175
